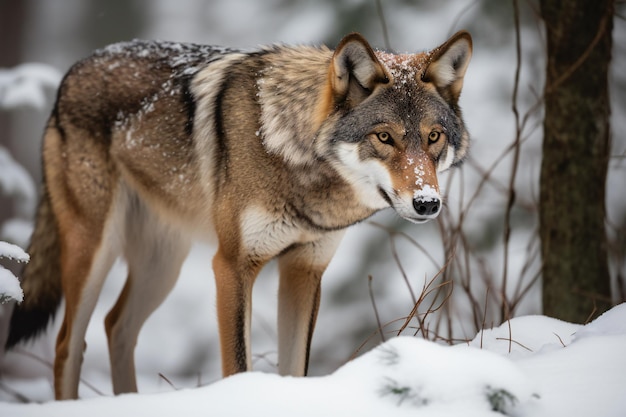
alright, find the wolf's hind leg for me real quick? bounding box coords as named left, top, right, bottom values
left=105, top=201, right=191, bottom=394
left=54, top=218, right=120, bottom=399
left=45, top=122, right=122, bottom=400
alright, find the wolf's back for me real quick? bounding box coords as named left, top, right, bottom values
left=5, top=186, right=62, bottom=349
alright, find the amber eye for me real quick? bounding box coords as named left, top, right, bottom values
left=428, top=131, right=441, bottom=144
left=377, top=132, right=394, bottom=145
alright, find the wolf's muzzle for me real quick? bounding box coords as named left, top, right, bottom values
left=413, top=197, right=441, bottom=218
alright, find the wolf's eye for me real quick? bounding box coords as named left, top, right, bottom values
left=428, top=131, right=441, bottom=144
left=377, top=132, right=394, bottom=145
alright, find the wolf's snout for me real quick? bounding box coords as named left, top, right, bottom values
left=413, top=197, right=441, bottom=217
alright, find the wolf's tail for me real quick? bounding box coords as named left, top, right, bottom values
left=5, top=186, right=62, bottom=349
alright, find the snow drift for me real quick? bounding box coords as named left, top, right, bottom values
left=2, top=303, right=625, bottom=417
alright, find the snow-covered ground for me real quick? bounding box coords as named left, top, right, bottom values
left=1, top=303, right=625, bottom=416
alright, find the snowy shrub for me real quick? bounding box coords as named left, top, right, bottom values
left=0, top=63, right=56, bottom=247
left=0, top=63, right=61, bottom=110
left=486, top=386, right=518, bottom=415
left=0, top=241, right=28, bottom=304
left=0, top=146, right=37, bottom=221
left=380, top=377, right=428, bottom=407
left=0, top=148, right=33, bottom=304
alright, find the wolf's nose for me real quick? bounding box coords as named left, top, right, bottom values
left=413, top=198, right=441, bottom=217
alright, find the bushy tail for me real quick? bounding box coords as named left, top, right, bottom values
left=5, top=187, right=62, bottom=349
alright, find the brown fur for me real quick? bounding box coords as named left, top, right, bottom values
left=6, top=32, right=472, bottom=399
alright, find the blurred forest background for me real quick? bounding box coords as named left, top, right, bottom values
left=0, top=0, right=625, bottom=399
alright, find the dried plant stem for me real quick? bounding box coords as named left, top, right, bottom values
left=369, top=275, right=386, bottom=342
left=501, top=0, right=524, bottom=321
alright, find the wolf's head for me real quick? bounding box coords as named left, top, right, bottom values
left=316, top=31, right=472, bottom=223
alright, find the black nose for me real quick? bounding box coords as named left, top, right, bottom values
left=413, top=198, right=441, bottom=216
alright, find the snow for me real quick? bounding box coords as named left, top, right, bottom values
left=415, top=184, right=440, bottom=202
left=0, top=268, right=24, bottom=304
left=0, top=241, right=28, bottom=304
left=0, top=242, right=29, bottom=264
left=376, top=50, right=429, bottom=86
left=1, top=304, right=625, bottom=416
left=469, top=315, right=581, bottom=357
left=0, top=64, right=61, bottom=110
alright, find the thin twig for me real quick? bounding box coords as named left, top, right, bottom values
left=375, top=0, right=392, bottom=51
left=553, top=332, right=567, bottom=348
left=158, top=373, right=178, bottom=391
left=419, top=279, right=454, bottom=339
left=480, top=286, right=490, bottom=349
left=397, top=257, right=454, bottom=337
left=501, top=0, right=524, bottom=321
left=13, top=348, right=105, bottom=396
left=0, top=380, right=32, bottom=403
left=447, top=0, right=481, bottom=37
left=495, top=337, right=533, bottom=352
left=368, top=275, right=386, bottom=342
left=368, top=221, right=441, bottom=270
left=350, top=317, right=410, bottom=360
left=389, top=236, right=417, bottom=304
left=506, top=304, right=513, bottom=353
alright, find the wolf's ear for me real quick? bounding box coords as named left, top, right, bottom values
left=329, top=33, right=390, bottom=107
left=423, top=31, right=472, bottom=104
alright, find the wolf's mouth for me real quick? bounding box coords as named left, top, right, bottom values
left=404, top=216, right=431, bottom=224
left=377, top=187, right=394, bottom=207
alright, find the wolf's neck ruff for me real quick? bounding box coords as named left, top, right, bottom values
left=255, top=45, right=333, bottom=166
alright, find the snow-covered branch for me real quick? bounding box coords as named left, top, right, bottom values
left=0, top=241, right=29, bottom=304
left=0, top=63, right=61, bottom=110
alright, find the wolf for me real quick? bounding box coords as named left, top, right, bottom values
left=5, top=31, right=472, bottom=399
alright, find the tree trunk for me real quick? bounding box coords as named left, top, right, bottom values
left=539, top=0, right=614, bottom=322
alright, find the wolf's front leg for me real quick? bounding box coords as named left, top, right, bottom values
left=277, top=232, right=344, bottom=376
left=213, top=248, right=263, bottom=376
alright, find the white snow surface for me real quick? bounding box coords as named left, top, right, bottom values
left=1, top=303, right=625, bottom=416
